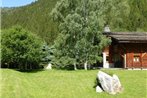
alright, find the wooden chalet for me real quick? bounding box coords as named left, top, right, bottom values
left=103, top=26, right=147, bottom=69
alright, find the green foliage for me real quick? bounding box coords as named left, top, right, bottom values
left=127, top=0, right=147, bottom=31
left=1, top=0, right=59, bottom=45
left=41, top=43, right=54, bottom=65
left=1, top=26, right=44, bottom=70
left=51, top=0, right=112, bottom=69
left=1, top=0, right=147, bottom=45
left=50, top=33, right=75, bottom=69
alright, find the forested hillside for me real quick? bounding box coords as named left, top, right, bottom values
left=1, top=0, right=58, bottom=44
left=1, top=0, right=147, bottom=44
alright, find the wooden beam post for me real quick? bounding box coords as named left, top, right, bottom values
left=124, top=54, right=126, bottom=68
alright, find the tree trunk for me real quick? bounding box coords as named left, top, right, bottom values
left=74, top=62, right=77, bottom=70
left=84, top=61, right=88, bottom=70
left=25, top=62, right=27, bottom=70
left=30, top=64, right=32, bottom=69
left=7, top=64, right=9, bottom=68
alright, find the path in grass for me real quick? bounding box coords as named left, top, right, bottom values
left=0, top=69, right=147, bottom=98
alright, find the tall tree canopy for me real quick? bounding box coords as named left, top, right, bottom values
left=50, top=0, right=125, bottom=70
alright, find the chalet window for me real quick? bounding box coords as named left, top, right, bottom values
left=133, top=53, right=140, bottom=62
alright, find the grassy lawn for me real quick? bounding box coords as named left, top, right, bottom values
left=0, top=69, right=147, bottom=98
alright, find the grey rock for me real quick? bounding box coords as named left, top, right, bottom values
left=97, top=71, right=123, bottom=94
left=96, top=85, right=103, bottom=93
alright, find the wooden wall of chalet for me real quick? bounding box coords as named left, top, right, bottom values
left=109, top=43, right=147, bottom=68
left=125, top=43, right=147, bottom=68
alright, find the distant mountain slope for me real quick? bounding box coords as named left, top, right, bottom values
left=2, top=0, right=59, bottom=44
left=1, top=0, right=147, bottom=44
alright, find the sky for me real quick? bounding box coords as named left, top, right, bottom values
left=1, top=0, right=37, bottom=7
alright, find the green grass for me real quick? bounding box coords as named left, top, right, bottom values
left=0, top=69, right=147, bottom=98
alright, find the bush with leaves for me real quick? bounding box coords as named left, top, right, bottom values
left=1, top=26, right=45, bottom=70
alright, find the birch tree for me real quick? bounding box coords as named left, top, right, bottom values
left=51, top=0, right=128, bottom=70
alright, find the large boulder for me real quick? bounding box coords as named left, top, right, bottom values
left=97, top=71, right=123, bottom=94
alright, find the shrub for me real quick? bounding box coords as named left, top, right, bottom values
left=1, top=26, right=44, bottom=70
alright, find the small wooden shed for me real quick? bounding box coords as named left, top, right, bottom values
left=103, top=31, right=147, bottom=69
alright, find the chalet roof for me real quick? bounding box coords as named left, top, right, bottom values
left=104, top=32, right=147, bottom=43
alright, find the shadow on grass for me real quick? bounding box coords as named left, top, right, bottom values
left=93, top=77, right=103, bottom=89
left=16, top=69, right=45, bottom=73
